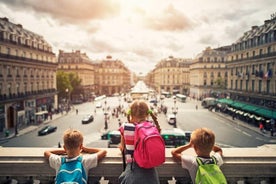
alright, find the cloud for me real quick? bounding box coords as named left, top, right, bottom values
left=2, top=0, right=120, bottom=24
left=144, top=4, right=194, bottom=31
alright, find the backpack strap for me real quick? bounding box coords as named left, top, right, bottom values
left=196, top=157, right=203, bottom=166
left=61, top=156, right=83, bottom=164
left=61, top=157, right=66, bottom=164
left=196, top=156, right=216, bottom=165
left=211, top=156, right=217, bottom=165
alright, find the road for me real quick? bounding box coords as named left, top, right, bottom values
left=0, top=96, right=274, bottom=148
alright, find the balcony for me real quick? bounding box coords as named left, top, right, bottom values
left=0, top=146, right=276, bottom=184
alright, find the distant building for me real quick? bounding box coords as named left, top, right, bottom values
left=58, top=50, right=95, bottom=102
left=0, top=17, right=57, bottom=132
left=190, top=46, right=230, bottom=100
left=150, top=56, right=192, bottom=95
left=58, top=53, right=131, bottom=98
left=94, top=55, right=131, bottom=96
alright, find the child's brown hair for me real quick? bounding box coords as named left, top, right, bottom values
left=63, top=129, right=83, bottom=150
left=127, top=100, right=161, bottom=132
left=191, top=128, right=215, bottom=154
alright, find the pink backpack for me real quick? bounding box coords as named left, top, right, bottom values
left=133, top=121, right=165, bottom=168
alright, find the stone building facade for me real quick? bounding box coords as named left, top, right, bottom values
left=227, top=17, right=276, bottom=109
left=94, top=55, right=131, bottom=96
left=150, top=56, right=192, bottom=95
left=58, top=50, right=95, bottom=102
left=58, top=53, right=131, bottom=99
left=0, top=17, right=57, bottom=132
left=190, top=46, right=230, bottom=100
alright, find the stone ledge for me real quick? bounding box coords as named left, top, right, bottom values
left=0, top=145, right=276, bottom=183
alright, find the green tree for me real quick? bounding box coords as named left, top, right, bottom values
left=56, top=71, right=72, bottom=100
left=57, top=71, right=83, bottom=101
left=214, top=77, right=226, bottom=89
left=68, top=72, right=82, bottom=92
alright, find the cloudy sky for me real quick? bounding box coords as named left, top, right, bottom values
left=0, top=0, right=275, bottom=75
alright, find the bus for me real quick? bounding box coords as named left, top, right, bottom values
left=176, top=94, right=187, bottom=102
left=161, top=91, right=171, bottom=98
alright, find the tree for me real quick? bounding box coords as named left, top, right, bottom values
left=56, top=71, right=82, bottom=101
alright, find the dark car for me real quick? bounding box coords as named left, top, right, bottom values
left=161, top=128, right=186, bottom=148
left=101, top=130, right=121, bottom=147
left=38, top=125, right=57, bottom=136
left=82, top=115, right=94, bottom=124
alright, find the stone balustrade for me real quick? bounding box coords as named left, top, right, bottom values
left=0, top=145, right=276, bottom=184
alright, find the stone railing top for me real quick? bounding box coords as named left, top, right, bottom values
left=0, top=145, right=276, bottom=180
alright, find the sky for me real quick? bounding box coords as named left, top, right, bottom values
left=0, top=0, right=275, bottom=75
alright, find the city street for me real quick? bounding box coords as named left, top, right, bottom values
left=0, top=96, right=275, bottom=148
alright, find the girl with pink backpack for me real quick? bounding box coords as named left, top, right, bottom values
left=118, top=100, right=164, bottom=184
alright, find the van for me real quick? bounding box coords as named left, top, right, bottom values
left=201, top=97, right=217, bottom=108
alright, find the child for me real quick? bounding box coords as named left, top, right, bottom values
left=118, top=100, right=161, bottom=184
left=171, top=128, right=224, bottom=184
left=44, top=129, right=107, bottom=184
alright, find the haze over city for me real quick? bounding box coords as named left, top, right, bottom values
left=0, top=0, right=275, bottom=74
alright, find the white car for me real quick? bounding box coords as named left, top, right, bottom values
left=167, top=114, right=176, bottom=125
left=96, top=102, right=102, bottom=108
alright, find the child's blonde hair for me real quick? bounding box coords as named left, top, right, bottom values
left=127, top=100, right=161, bottom=132
left=191, top=128, right=215, bottom=153
left=63, top=129, right=83, bottom=150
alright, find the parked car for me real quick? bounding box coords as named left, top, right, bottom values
left=167, top=114, right=177, bottom=125
left=101, top=130, right=121, bottom=147
left=82, top=114, right=94, bottom=124
left=38, top=125, right=57, bottom=136
left=184, top=130, right=192, bottom=142
left=161, top=128, right=186, bottom=148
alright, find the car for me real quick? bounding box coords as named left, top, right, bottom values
left=82, top=114, right=94, bottom=124
left=167, top=114, right=177, bottom=125
left=101, top=130, right=121, bottom=147
left=161, top=128, right=187, bottom=148
left=184, top=130, right=192, bottom=142
left=38, top=125, right=57, bottom=136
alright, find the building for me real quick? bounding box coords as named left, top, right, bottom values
left=150, top=56, right=192, bottom=95
left=94, top=55, right=131, bottom=96
left=58, top=50, right=95, bottom=102
left=190, top=46, right=230, bottom=100
left=227, top=17, right=276, bottom=111
left=0, top=17, right=57, bottom=132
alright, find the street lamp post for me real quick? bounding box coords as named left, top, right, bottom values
left=172, top=100, right=178, bottom=116
left=104, top=100, right=108, bottom=130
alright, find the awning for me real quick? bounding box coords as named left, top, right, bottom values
left=242, top=104, right=259, bottom=113
left=255, top=108, right=276, bottom=119
left=231, top=102, right=246, bottom=109
left=217, top=98, right=234, bottom=105
left=218, top=98, right=276, bottom=119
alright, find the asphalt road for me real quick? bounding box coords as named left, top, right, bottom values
left=0, top=96, right=274, bottom=148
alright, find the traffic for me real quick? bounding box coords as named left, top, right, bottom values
left=0, top=81, right=273, bottom=148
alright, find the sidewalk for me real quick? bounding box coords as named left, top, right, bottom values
left=0, top=113, right=63, bottom=142
left=213, top=110, right=276, bottom=141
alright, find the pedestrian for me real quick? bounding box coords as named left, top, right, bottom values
left=44, top=129, right=107, bottom=184
left=195, top=105, right=198, bottom=110
left=118, top=100, right=161, bottom=184
left=259, top=122, right=265, bottom=133
left=76, top=109, right=78, bottom=115
left=270, top=118, right=275, bottom=136
left=171, top=128, right=226, bottom=184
